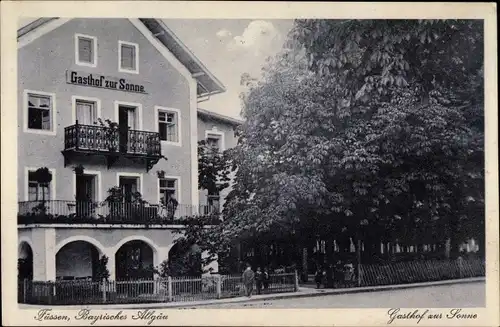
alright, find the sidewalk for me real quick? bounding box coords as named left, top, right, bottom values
left=18, top=277, right=484, bottom=310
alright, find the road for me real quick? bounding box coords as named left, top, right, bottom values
left=193, top=282, right=485, bottom=309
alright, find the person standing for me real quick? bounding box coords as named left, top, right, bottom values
left=255, top=267, right=263, bottom=294
left=242, top=263, right=255, bottom=297
left=314, top=267, right=323, bottom=289
left=263, top=268, right=270, bottom=292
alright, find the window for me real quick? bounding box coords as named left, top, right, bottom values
left=28, top=170, right=52, bottom=201
left=27, top=93, right=53, bottom=131
left=205, top=131, right=224, bottom=153
left=119, top=41, right=138, bottom=73
left=159, top=178, right=178, bottom=204
left=158, top=110, right=179, bottom=143
left=206, top=136, right=221, bottom=153
left=75, top=34, right=97, bottom=67
left=75, top=99, right=97, bottom=125
left=207, top=189, right=221, bottom=213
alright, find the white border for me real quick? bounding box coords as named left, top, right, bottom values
left=205, top=129, right=226, bottom=152
left=118, top=40, right=139, bottom=74
left=22, top=89, right=57, bottom=136
left=74, top=33, right=98, bottom=68
left=72, top=169, right=103, bottom=202
left=114, top=100, right=143, bottom=130
left=155, top=106, right=182, bottom=147
left=24, top=167, right=56, bottom=201
left=157, top=175, right=182, bottom=204
left=71, top=95, right=101, bottom=124
left=116, top=172, right=144, bottom=197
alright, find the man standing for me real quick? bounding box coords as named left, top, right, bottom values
left=255, top=267, right=263, bottom=294
left=242, top=263, right=255, bottom=297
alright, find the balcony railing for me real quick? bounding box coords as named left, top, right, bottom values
left=64, top=123, right=161, bottom=156
left=18, top=201, right=221, bottom=225
left=62, top=122, right=162, bottom=171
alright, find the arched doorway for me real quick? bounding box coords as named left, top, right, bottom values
left=115, top=240, right=155, bottom=280
left=18, top=242, right=33, bottom=280
left=56, top=241, right=101, bottom=280
left=168, top=242, right=202, bottom=277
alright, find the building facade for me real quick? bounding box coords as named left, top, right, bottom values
left=17, top=18, right=239, bottom=282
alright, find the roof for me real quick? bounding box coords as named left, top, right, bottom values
left=17, top=18, right=226, bottom=97
left=197, top=108, right=243, bottom=126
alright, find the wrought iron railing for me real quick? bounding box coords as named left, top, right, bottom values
left=18, top=200, right=221, bottom=225
left=64, top=122, right=161, bottom=156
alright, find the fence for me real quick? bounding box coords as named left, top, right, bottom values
left=18, top=200, right=221, bottom=225
left=359, top=257, right=485, bottom=287
left=19, top=273, right=298, bottom=305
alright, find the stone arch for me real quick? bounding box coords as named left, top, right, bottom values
left=112, top=235, right=161, bottom=255
left=55, top=235, right=106, bottom=255
left=19, top=236, right=34, bottom=251
left=18, top=240, right=33, bottom=280
left=113, top=236, right=160, bottom=280
left=55, top=239, right=104, bottom=280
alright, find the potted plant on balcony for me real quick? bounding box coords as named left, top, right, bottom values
left=97, top=118, right=119, bottom=152
left=161, top=194, right=179, bottom=221
left=102, top=187, right=156, bottom=224
left=73, top=164, right=85, bottom=176
left=32, top=167, right=52, bottom=215
left=156, top=170, right=166, bottom=179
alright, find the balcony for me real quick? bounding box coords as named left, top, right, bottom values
left=18, top=200, right=221, bottom=226
left=62, top=122, right=162, bottom=171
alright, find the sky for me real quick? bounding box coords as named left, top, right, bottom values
left=19, top=18, right=294, bottom=119
left=163, top=19, right=294, bottom=119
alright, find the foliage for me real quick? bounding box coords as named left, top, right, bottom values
left=32, top=167, right=53, bottom=203
left=95, top=255, right=110, bottom=281
left=73, top=164, right=85, bottom=176
left=168, top=239, right=204, bottom=276
left=198, top=140, right=234, bottom=195
left=18, top=258, right=33, bottom=280
left=34, top=167, right=53, bottom=185
left=180, top=19, right=485, bottom=265
left=97, top=118, right=119, bottom=151
left=155, top=260, right=171, bottom=278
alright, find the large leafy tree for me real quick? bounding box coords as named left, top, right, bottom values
left=181, top=19, right=485, bottom=270
left=287, top=19, right=484, bottom=257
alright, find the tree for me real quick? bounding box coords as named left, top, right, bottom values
left=180, top=19, right=485, bottom=271
left=95, top=255, right=110, bottom=281
left=198, top=140, right=233, bottom=197
left=33, top=167, right=52, bottom=202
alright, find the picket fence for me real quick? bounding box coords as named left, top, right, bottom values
left=18, top=273, right=298, bottom=305
left=359, top=257, right=485, bottom=287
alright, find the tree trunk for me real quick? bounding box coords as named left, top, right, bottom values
left=325, top=238, right=334, bottom=288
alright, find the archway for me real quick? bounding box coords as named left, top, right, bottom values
left=115, top=240, right=155, bottom=280
left=168, top=242, right=202, bottom=277
left=18, top=241, right=33, bottom=280
left=56, top=241, right=101, bottom=280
